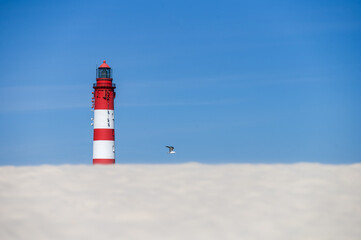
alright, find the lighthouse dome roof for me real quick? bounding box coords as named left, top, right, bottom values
left=98, top=60, right=110, bottom=69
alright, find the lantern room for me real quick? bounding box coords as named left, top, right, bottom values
left=97, top=60, right=112, bottom=79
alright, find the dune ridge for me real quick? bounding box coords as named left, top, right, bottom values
left=0, top=163, right=360, bottom=240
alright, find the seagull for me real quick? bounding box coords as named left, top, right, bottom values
left=165, top=146, right=176, bottom=154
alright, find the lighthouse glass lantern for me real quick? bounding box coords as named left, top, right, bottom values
left=97, top=67, right=112, bottom=78
left=92, top=60, right=116, bottom=164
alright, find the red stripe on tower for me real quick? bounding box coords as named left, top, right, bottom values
left=92, top=60, right=116, bottom=164
left=94, top=129, right=115, bottom=141
left=93, top=159, right=115, bottom=164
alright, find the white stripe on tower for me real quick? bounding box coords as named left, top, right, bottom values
left=93, top=140, right=115, bottom=159
left=94, top=110, right=114, bottom=129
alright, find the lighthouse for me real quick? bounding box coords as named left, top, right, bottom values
left=92, top=60, right=116, bottom=164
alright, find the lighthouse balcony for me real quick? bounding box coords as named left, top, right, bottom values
left=93, top=83, right=116, bottom=88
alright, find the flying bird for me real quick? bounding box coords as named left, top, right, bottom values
left=165, top=146, right=176, bottom=154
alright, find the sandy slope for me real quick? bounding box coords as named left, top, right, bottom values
left=0, top=163, right=360, bottom=240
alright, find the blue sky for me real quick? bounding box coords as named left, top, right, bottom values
left=0, top=0, right=360, bottom=165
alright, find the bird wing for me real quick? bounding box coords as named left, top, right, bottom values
left=165, top=146, right=174, bottom=152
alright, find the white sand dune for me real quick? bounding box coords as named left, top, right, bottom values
left=0, top=163, right=360, bottom=240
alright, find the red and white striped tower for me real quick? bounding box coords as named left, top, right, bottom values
left=92, top=60, right=116, bottom=164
